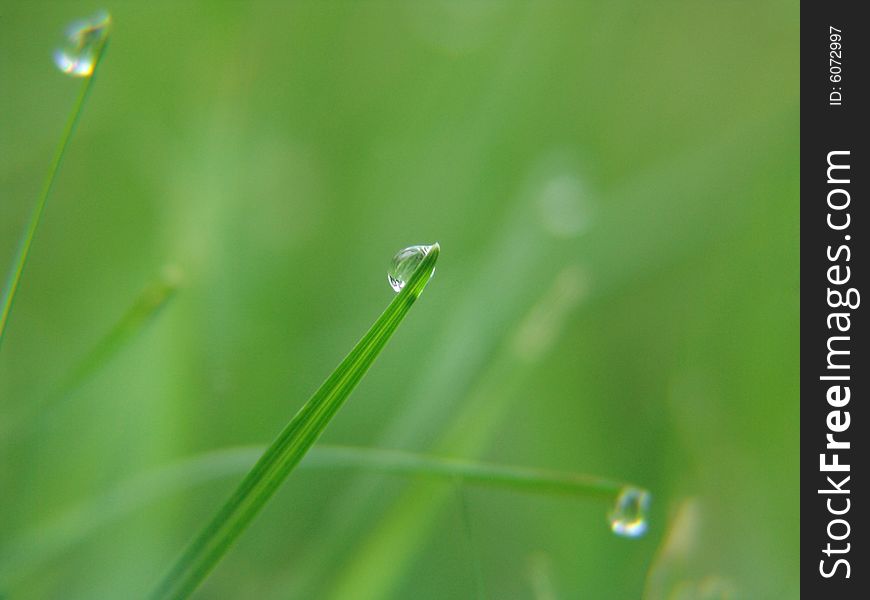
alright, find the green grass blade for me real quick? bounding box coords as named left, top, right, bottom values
left=0, top=446, right=263, bottom=590
left=53, top=266, right=182, bottom=400
left=280, top=195, right=583, bottom=598
left=457, top=486, right=486, bottom=600
left=306, top=446, right=624, bottom=499
left=150, top=243, right=440, bottom=600
left=0, top=442, right=633, bottom=590
left=0, top=33, right=110, bottom=349
left=325, top=266, right=589, bottom=600
left=1, top=268, right=180, bottom=442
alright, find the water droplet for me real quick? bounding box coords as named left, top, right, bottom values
left=53, top=10, right=111, bottom=77
left=609, top=487, right=650, bottom=538
left=387, top=244, right=435, bottom=292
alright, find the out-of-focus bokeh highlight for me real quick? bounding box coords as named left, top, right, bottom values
left=1, top=2, right=798, bottom=598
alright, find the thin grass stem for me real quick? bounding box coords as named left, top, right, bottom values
left=52, top=266, right=181, bottom=400
left=456, top=485, right=487, bottom=600
left=1, top=268, right=180, bottom=443
left=0, top=33, right=110, bottom=348
left=307, top=445, right=624, bottom=499
left=0, top=442, right=632, bottom=590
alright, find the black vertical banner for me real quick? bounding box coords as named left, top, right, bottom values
left=802, top=1, right=867, bottom=597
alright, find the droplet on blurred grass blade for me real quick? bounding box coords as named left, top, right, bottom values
left=609, top=487, right=651, bottom=538
left=388, top=244, right=435, bottom=292
left=53, top=10, right=111, bottom=77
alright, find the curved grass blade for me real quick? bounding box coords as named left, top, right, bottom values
left=0, top=22, right=110, bottom=349
left=150, top=243, right=440, bottom=600
left=307, top=445, right=624, bottom=499
left=0, top=442, right=632, bottom=590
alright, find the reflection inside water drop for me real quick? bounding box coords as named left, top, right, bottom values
left=387, top=244, right=434, bottom=292
left=53, top=10, right=111, bottom=77
left=609, top=487, right=651, bottom=538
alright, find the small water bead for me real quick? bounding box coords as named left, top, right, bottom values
left=609, top=487, right=651, bottom=538
left=53, top=10, right=111, bottom=77
left=387, top=244, right=435, bottom=293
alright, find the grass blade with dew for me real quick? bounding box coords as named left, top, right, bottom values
left=312, top=113, right=794, bottom=600
left=0, top=442, right=635, bottom=591
left=150, top=243, right=440, bottom=600
left=325, top=266, right=596, bottom=600
left=0, top=11, right=111, bottom=348
left=275, top=111, right=795, bottom=600
left=279, top=188, right=586, bottom=597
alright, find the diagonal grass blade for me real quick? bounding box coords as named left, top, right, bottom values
left=150, top=243, right=440, bottom=599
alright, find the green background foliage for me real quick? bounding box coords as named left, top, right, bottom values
left=1, top=1, right=798, bottom=598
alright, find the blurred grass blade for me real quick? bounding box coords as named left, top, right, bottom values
left=2, top=268, right=180, bottom=441
left=0, top=446, right=263, bottom=589
left=53, top=266, right=182, bottom=400
left=0, top=440, right=632, bottom=590
left=307, top=446, right=624, bottom=499
left=456, top=487, right=486, bottom=600
left=0, top=29, right=110, bottom=349
left=150, top=243, right=440, bottom=600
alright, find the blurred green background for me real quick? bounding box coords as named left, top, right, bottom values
left=1, top=1, right=798, bottom=598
